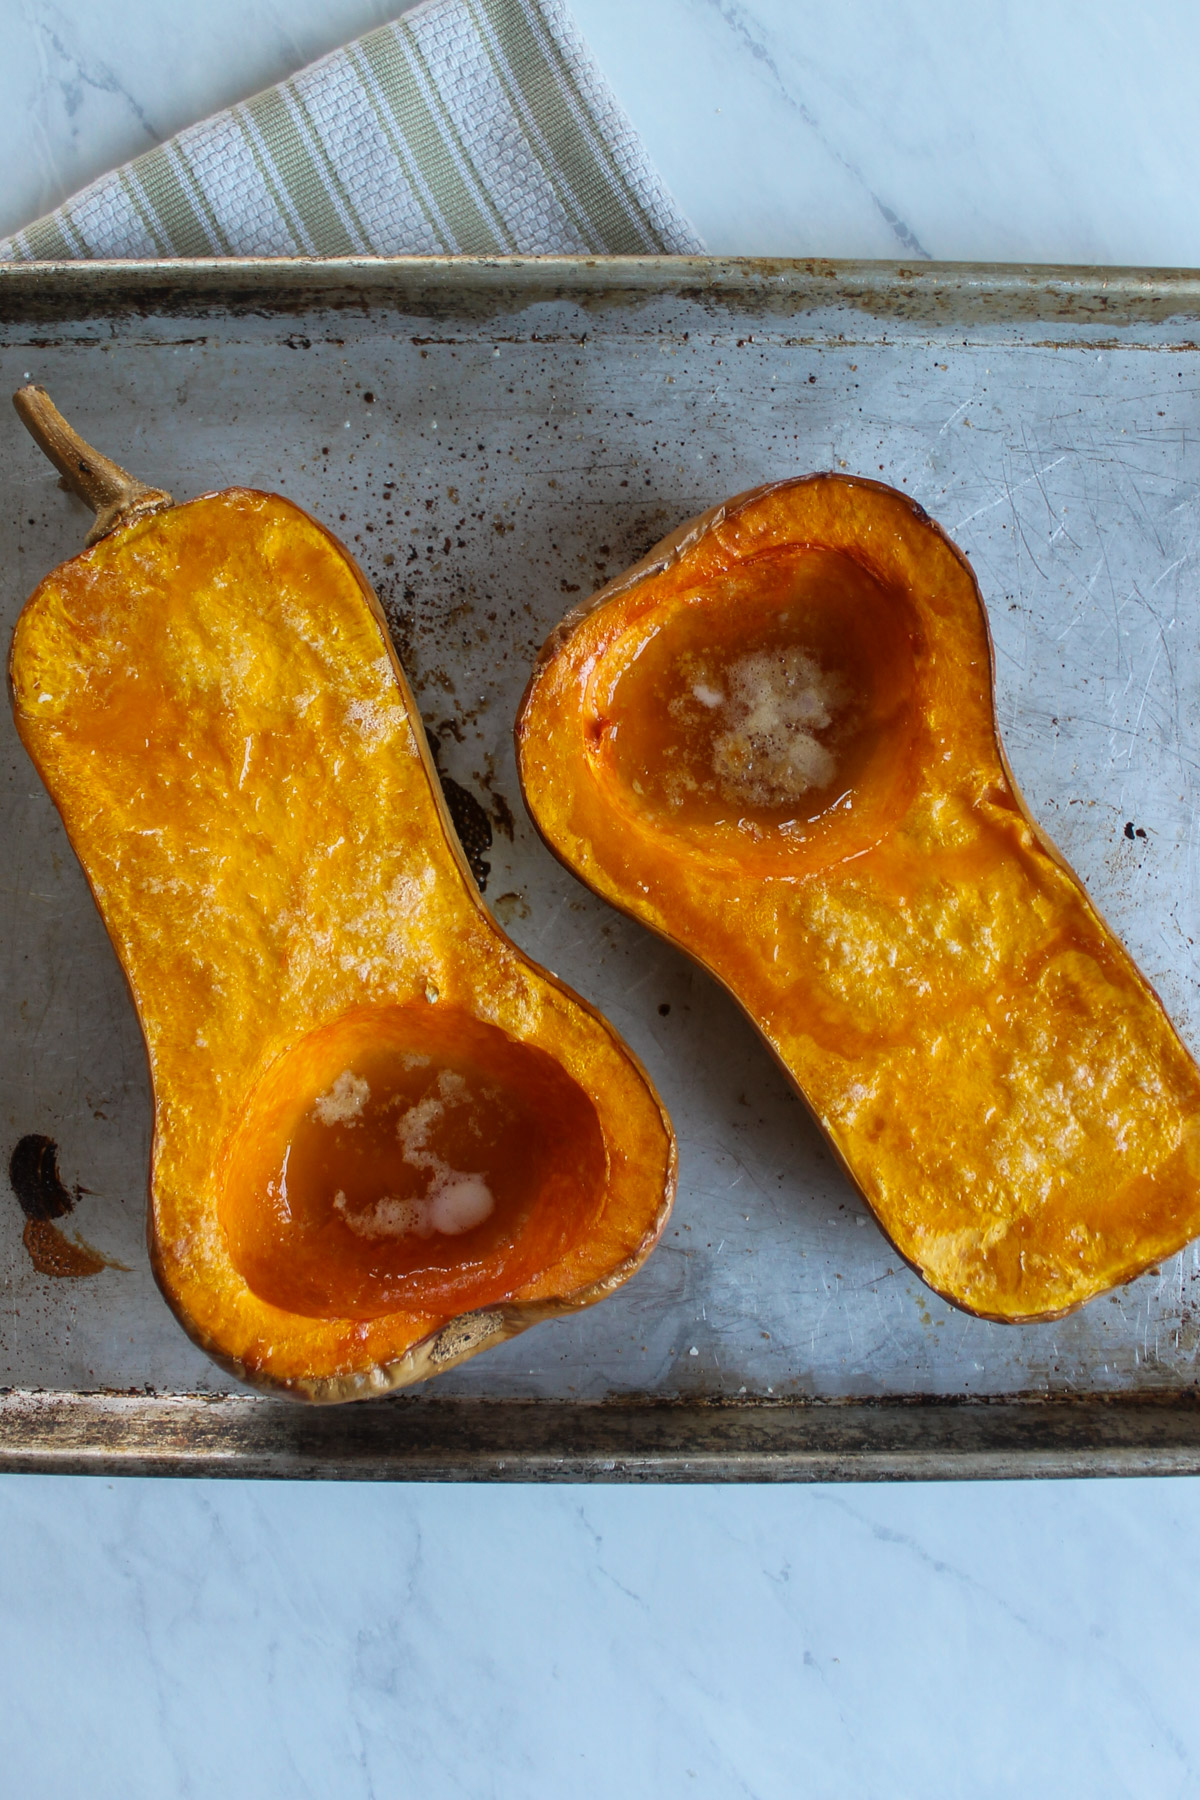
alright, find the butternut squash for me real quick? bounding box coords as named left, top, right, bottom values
left=10, top=387, right=675, bottom=1401
left=516, top=476, right=1200, bottom=1322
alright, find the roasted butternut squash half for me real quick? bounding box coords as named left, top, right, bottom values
left=517, top=475, right=1200, bottom=1322
left=10, top=388, right=675, bottom=1401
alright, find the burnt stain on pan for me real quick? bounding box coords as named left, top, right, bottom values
left=8, top=1134, right=125, bottom=1278
left=481, top=782, right=515, bottom=842
left=10, top=1134, right=75, bottom=1222
left=20, top=1219, right=110, bottom=1280
left=441, top=774, right=493, bottom=890
left=427, top=737, right=493, bottom=890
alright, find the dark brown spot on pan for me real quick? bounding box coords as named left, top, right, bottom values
left=9, top=1133, right=74, bottom=1221
left=22, top=1217, right=109, bottom=1279
left=440, top=774, right=493, bottom=891
left=8, top=1134, right=126, bottom=1278
left=488, top=791, right=516, bottom=840
left=427, top=737, right=493, bottom=890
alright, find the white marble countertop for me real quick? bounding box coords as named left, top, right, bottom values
left=4, top=3, right=1200, bottom=1794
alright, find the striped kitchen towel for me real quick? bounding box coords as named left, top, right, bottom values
left=0, top=0, right=700, bottom=260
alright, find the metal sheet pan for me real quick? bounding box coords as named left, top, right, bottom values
left=3, top=256, right=1200, bottom=1480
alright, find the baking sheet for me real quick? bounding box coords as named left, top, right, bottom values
left=2, top=257, right=1199, bottom=1476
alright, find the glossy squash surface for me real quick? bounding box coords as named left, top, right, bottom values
left=12, top=486, right=675, bottom=1399
left=517, top=475, right=1200, bottom=1322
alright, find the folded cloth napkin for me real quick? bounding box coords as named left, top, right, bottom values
left=0, top=0, right=701, bottom=260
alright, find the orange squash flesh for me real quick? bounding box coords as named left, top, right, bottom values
left=516, top=475, right=1200, bottom=1323
left=11, top=486, right=675, bottom=1400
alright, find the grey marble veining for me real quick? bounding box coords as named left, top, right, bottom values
left=2, top=0, right=403, bottom=242
left=3, top=1471, right=1200, bottom=1797
left=580, top=0, right=1200, bottom=265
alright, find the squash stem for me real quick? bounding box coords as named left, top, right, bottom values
left=12, top=385, right=173, bottom=547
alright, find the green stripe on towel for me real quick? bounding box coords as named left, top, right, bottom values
left=0, top=0, right=701, bottom=262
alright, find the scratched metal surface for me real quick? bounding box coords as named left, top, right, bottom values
left=2, top=259, right=1199, bottom=1410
